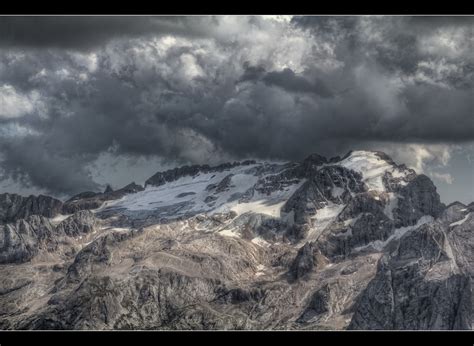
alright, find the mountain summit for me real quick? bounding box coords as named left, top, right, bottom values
left=0, top=150, right=472, bottom=330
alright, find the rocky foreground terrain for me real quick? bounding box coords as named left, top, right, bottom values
left=0, top=150, right=472, bottom=330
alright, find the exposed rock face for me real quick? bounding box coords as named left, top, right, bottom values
left=392, top=175, right=445, bottom=227
left=55, top=210, right=98, bottom=237
left=63, top=228, right=142, bottom=284
left=297, top=281, right=350, bottom=324
left=289, top=242, right=316, bottom=281
left=282, top=166, right=366, bottom=226
left=0, top=150, right=471, bottom=331
left=0, top=193, right=63, bottom=224
left=288, top=242, right=329, bottom=282
left=0, top=215, right=56, bottom=263
left=62, top=182, right=145, bottom=213
left=348, top=221, right=472, bottom=330
left=0, top=210, right=99, bottom=264
left=145, top=161, right=257, bottom=187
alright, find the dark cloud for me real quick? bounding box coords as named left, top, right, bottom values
left=239, top=62, right=266, bottom=82
left=0, top=136, right=99, bottom=194
left=293, top=15, right=474, bottom=77
left=0, top=16, right=472, bottom=199
left=0, top=16, right=212, bottom=51
left=263, top=69, right=333, bottom=97
left=239, top=65, right=334, bottom=97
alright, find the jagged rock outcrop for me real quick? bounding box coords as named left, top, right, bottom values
left=315, top=193, right=395, bottom=261
left=297, top=281, right=349, bottom=324
left=0, top=215, right=57, bottom=263
left=392, top=174, right=445, bottom=227
left=288, top=242, right=328, bottom=281
left=63, top=228, right=143, bottom=284
left=0, top=193, right=63, bottom=224
left=282, top=166, right=366, bottom=224
left=145, top=161, right=257, bottom=187
left=55, top=210, right=98, bottom=237
left=62, top=182, right=145, bottom=213
left=349, top=221, right=472, bottom=330
left=0, top=210, right=100, bottom=264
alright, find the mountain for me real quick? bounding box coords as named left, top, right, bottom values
left=0, top=150, right=472, bottom=330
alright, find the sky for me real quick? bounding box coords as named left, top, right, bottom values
left=0, top=15, right=472, bottom=204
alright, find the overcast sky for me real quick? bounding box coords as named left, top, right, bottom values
left=0, top=15, right=472, bottom=204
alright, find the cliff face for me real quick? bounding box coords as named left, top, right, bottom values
left=0, top=150, right=471, bottom=330
left=0, top=193, right=63, bottom=224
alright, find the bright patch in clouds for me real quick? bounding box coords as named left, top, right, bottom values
left=0, top=85, right=42, bottom=119
left=377, top=143, right=455, bottom=185
left=431, top=172, right=454, bottom=184
left=262, top=15, right=294, bottom=23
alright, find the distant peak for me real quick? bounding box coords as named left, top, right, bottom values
left=339, top=150, right=396, bottom=165
left=302, top=153, right=327, bottom=165
left=145, top=160, right=257, bottom=187
left=446, top=201, right=467, bottom=208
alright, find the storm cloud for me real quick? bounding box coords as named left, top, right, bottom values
left=0, top=16, right=472, bottom=202
left=0, top=16, right=213, bottom=50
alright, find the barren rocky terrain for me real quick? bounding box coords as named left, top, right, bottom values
left=0, top=150, right=472, bottom=330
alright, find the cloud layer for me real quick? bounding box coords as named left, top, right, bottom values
left=0, top=16, right=472, bottom=201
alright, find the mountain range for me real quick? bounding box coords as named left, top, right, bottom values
left=0, top=150, right=472, bottom=330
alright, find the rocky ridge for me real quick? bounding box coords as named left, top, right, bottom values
left=0, top=150, right=472, bottom=330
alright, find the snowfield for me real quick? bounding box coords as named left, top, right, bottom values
left=100, top=162, right=304, bottom=221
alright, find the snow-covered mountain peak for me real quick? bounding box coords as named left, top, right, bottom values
left=335, top=150, right=411, bottom=192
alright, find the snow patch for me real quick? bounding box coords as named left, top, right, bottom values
left=355, top=215, right=434, bottom=252
left=230, top=200, right=286, bottom=218
left=307, top=203, right=345, bottom=241
left=50, top=214, right=71, bottom=224
left=251, top=236, right=270, bottom=247
left=450, top=213, right=470, bottom=227
left=343, top=215, right=361, bottom=227
left=218, top=229, right=239, bottom=238
left=383, top=193, right=398, bottom=220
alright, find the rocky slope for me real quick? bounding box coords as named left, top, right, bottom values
left=0, top=150, right=472, bottom=330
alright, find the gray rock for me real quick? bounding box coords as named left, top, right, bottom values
left=145, top=161, right=256, bottom=188
left=62, top=182, right=145, bottom=214
left=0, top=215, right=56, bottom=263
left=55, top=210, right=98, bottom=237
left=215, top=174, right=234, bottom=193
left=349, top=222, right=472, bottom=330
left=392, top=175, right=445, bottom=227
left=289, top=242, right=315, bottom=281
left=288, top=242, right=328, bottom=281
left=297, top=282, right=347, bottom=323
left=0, top=193, right=63, bottom=224
left=282, top=166, right=365, bottom=226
